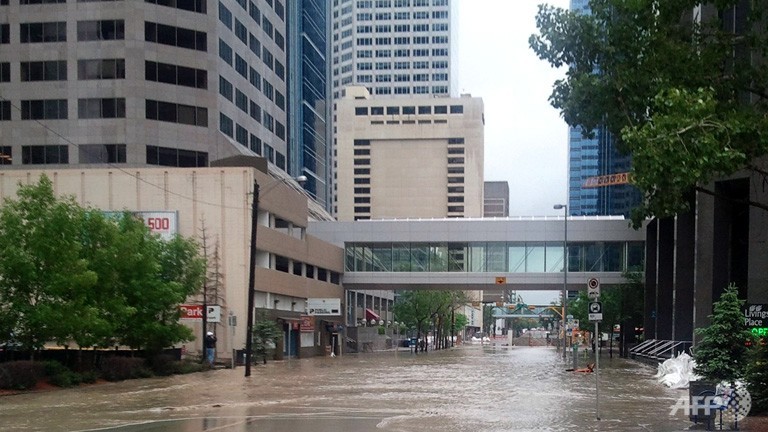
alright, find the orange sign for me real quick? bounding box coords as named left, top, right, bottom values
left=583, top=172, right=632, bottom=188
left=300, top=315, right=315, bottom=332
left=495, top=277, right=506, bottom=285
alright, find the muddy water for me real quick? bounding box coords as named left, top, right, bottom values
left=0, top=346, right=693, bottom=432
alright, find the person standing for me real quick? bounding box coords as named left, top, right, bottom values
left=204, top=331, right=217, bottom=366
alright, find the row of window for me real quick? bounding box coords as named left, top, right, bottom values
left=273, top=253, right=341, bottom=285
left=0, top=143, right=211, bottom=167
left=2, top=59, right=209, bottom=85
left=355, top=11, right=448, bottom=21
left=354, top=104, right=463, bottom=116
left=345, top=241, right=645, bottom=273
left=5, top=0, right=206, bottom=13
left=355, top=0, right=448, bottom=7
left=356, top=73, right=448, bottom=82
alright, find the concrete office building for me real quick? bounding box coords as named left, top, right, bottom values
left=0, top=1, right=289, bottom=172
left=330, top=0, right=458, bottom=100
left=0, top=163, right=345, bottom=360
left=334, top=86, right=484, bottom=221
left=483, top=181, right=509, bottom=217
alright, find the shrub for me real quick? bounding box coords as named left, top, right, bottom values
left=42, top=360, right=69, bottom=377
left=100, top=356, right=151, bottom=381
left=0, top=360, right=45, bottom=390
left=174, top=359, right=206, bottom=374
left=48, top=370, right=82, bottom=388
left=147, top=354, right=176, bottom=376
left=79, top=370, right=99, bottom=384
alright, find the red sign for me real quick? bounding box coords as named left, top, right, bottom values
left=179, top=304, right=204, bottom=320
left=300, top=315, right=315, bottom=332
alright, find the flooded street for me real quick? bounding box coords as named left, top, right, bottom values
left=0, top=345, right=694, bottom=432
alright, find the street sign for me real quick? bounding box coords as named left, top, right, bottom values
left=587, top=277, right=601, bottom=300
left=588, top=301, right=603, bottom=322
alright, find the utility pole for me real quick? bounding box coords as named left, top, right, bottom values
left=244, top=180, right=259, bottom=377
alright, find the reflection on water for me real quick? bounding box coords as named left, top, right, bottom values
left=0, top=346, right=693, bottom=432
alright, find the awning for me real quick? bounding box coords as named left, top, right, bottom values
left=365, top=308, right=380, bottom=321
left=277, top=316, right=302, bottom=321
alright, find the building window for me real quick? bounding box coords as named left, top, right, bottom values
left=22, top=145, right=68, bottom=164
left=450, top=105, right=464, bottom=114
left=448, top=137, right=464, bottom=144
left=355, top=107, right=368, bottom=116
left=0, top=146, right=10, bottom=165
left=20, top=22, right=67, bottom=43
left=219, top=76, right=233, bottom=101
left=145, top=60, right=206, bottom=88
left=354, top=139, right=370, bottom=146
left=21, top=99, right=67, bottom=119
left=235, top=124, right=248, bottom=146
left=145, top=22, right=207, bottom=51
left=146, top=99, right=208, bottom=126
left=354, top=187, right=370, bottom=194
left=79, top=59, right=126, bottom=80
left=146, top=145, right=208, bottom=167
left=79, top=144, right=126, bottom=164
left=78, top=98, right=126, bottom=119
left=1, top=24, right=8, bottom=44
left=77, top=20, right=124, bottom=41
left=145, top=0, right=206, bottom=13
left=20, top=61, right=66, bottom=81
left=219, top=113, right=234, bottom=137
left=0, top=101, right=10, bottom=120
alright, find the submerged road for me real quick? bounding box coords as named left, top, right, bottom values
left=1, top=345, right=697, bottom=432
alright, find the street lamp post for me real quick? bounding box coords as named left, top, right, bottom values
left=245, top=175, right=306, bottom=377
left=554, top=204, right=568, bottom=360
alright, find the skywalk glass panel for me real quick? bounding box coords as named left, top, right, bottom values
left=468, top=243, right=485, bottom=272
left=410, top=244, right=429, bottom=271
left=486, top=243, right=506, bottom=272
left=429, top=244, right=448, bottom=272
left=546, top=243, right=564, bottom=273
left=508, top=244, right=526, bottom=273
left=526, top=243, right=546, bottom=272
left=392, top=244, right=411, bottom=271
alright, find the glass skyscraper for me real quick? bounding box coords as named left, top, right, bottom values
left=567, top=0, right=640, bottom=216
left=287, top=0, right=333, bottom=211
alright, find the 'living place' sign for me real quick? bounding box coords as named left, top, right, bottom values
left=744, top=304, right=768, bottom=337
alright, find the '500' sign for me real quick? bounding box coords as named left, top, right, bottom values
left=135, top=211, right=178, bottom=241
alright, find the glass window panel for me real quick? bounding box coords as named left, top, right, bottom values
left=604, top=242, right=623, bottom=272
left=345, top=245, right=355, bottom=271
left=508, top=244, right=525, bottom=273
left=568, top=244, right=583, bottom=272
left=370, top=244, right=392, bottom=272
left=448, top=243, right=466, bottom=272
left=546, top=243, right=564, bottom=273
left=585, top=243, right=603, bottom=272
left=429, top=244, right=447, bottom=272
left=526, top=243, right=546, bottom=272
left=468, top=243, right=485, bottom=272
left=627, top=242, right=645, bottom=272
left=410, top=244, right=429, bottom=271
left=392, top=244, right=411, bottom=272
left=487, top=243, right=506, bottom=272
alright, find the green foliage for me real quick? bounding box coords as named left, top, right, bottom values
left=530, top=1, right=768, bottom=226
left=377, top=326, right=386, bottom=335
left=48, top=369, right=83, bottom=388
left=99, top=356, right=151, bottom=381
left=693, top=284, right=753, bottom=382
left=745, top=341, right=768, bottom=414
left=0, top=360, right=45, bottom=390
left=252, top=312, right=280, bottom=364
left=0, top=175, right=206, bottom=354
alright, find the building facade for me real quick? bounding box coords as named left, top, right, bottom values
left=483, top=181, right=509, bottom=217
left=334, top=86, right=484, bottom=220
left=0, top=164, right=345, bottom=360
left=330, top=0, right=458, bottom=100
left=0, top=1, right=289, bottom=171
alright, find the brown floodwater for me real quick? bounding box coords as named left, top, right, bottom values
left=0, top=345, right=695, bottom=432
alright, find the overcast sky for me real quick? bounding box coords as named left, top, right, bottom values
left=457, top=0, right=572, bottom=304
left=458, top=0, right=571, bottom=218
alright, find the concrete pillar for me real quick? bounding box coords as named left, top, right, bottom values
left=656, top=218, right=675, bottom=341
left=674, top=209, right=695, bottom=343
left=644, top=219, right=658, bottom=340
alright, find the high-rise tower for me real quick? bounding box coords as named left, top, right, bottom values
left=567, top=0, right=640, bottom=216
left=330, top=0, right=458, bottom=100
left=0, top=1, right=288, bottom=173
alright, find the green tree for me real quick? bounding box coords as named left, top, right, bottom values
left=745, top=339, right=768, bottom=414
left=0, top=176, right=206, bottom=358
left=252, top=312, right=280, bottom=364
left=693, top=284, right=753, bottom=383
left=0, top=176, right=98, bottom=357
left=114, top=214, right=206, bottom=354
left=530, top=1, right=768, bottom=226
